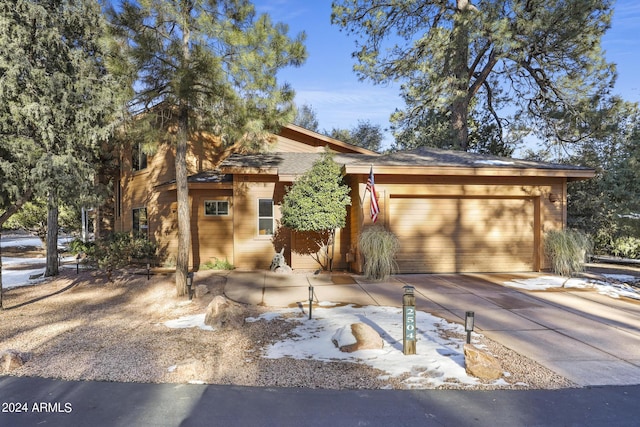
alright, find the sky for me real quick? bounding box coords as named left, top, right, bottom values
left=254, top=0, right=640, bottom=149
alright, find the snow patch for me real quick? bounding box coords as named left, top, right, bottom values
left=164, top=314, right=214, bottom=331
left=504, top=275, right=640, bottom=300
left=252, top=305, right=480, bottom=388
left=331, top=325, right=357, bottom=348
left=474, top=160, right=515, bottom=166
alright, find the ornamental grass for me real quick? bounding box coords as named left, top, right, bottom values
left=358, top=225, right=400, bottom=281
left=544, top=229, right=592, bottom=279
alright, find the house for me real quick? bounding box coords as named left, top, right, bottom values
left=113, top=124, right=594, bottom=273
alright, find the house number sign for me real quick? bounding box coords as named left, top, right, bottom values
left=403, top=285, right=416, bottom=355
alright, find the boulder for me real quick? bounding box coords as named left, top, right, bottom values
left=204, top=295, right=245, bottom=329
left=464, top=343, right=503, bottom=380
left=195, top=284, right=210, bottom=298
left=0, top=349, right=30, bottom=373
left=332, top=323, right=384, bottom=353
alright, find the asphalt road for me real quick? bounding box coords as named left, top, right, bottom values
left=1, top=376, right=640, bottom=427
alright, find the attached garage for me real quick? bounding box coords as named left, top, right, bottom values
left=343, top=146, right=595, bottom=274
left=389, top=196, right=536, bottom=273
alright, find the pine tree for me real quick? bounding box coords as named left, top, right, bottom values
left=293, top=104, right=320, bottom=132
left=332, top=0, right=616, bottom=152
left=0, top=0, right=123, bottom=288
left=567, top=100, right=640, bottom=254
left=328, top=120, right=383, bottom=153
left=109, top=0, right=307, bottom=296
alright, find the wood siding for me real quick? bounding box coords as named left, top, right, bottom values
left=192, top=190, right=234, bottom=267
left=232, top=176, right=281, bottom=269
left=233, top=176, right=349, bottom=270
left=116, top=138, right=233, bottom=267
left=271, top=135, right=324, bottom=153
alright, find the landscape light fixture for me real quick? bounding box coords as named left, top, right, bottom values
left=307, top=270, right=320, bottom=320
left=186, top=272, right=194, bottom=300
left=465, top=311, right=475, bottom=344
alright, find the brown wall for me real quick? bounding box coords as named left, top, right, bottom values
left=116, top=134, right=358, bottom=271
left=232, top=176, right=281, bottom=269
left=191, top=189, right=234, bottom=267
left=116, top=137, right=230, bottom=266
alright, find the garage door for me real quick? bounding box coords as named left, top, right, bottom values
left=389, top=197, right=535, bottom=273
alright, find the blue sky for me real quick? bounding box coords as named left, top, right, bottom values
left=255, top=0, right=640, bottom=147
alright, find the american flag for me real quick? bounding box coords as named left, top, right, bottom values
left=366, top=166, right=380, bottom=223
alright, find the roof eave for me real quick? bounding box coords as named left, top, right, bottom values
left=343, top=164, right=596, bottom=179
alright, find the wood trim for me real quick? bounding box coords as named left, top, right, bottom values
left=534, top=196, right=541, bottom=271
left=281, top=124, right=380, bottom=155
left=344, top=165, right=595, bottom=179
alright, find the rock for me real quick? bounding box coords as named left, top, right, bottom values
left=204, top=295, right=245, bottom=329
left=195, top=284, right=210, bottom=298
left=332, top=323, right=384, bottom=353
left=464, top=343, right=503, bottom=380
left=0, top=349, right=30, bottom=373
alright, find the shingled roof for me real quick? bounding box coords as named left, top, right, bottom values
left=218, top=147, right=594, bottom=181
left=156, top=170, right=233, bottom=188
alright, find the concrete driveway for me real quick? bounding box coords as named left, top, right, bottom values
left=225, top=270, right=640, bottom=387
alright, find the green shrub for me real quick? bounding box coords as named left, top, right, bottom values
left=68, top=238, right=96, bottom=255
left=90, top=233, right=157, bottom=280
left=610, top=236, right=640, bottom=259
left=127, top=236, right=158, bottom=260
left=358, top=225, right=399, bottom=281
left=544, top=229, right=592, bottom=277
left=201, top=257, right=234, bottom=270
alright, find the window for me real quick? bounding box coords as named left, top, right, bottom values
left=133, top=207, right=148, bottom=238
left=258, top=199, right=274, bottom=236
left=204, top=200, right=229, bottom=216
left=132, top=143, right=147, bottom=171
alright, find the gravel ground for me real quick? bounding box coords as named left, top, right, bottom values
left=0, top=266, right=578, bottom=390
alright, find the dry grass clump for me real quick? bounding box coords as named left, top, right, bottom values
left=544, top=229, right=592, bottom=278
left=358, top=224, right=399, bottom=281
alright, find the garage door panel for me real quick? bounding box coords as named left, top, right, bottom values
left=390, top=197, right=534, bottom=273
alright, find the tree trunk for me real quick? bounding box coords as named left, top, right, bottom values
left=175, top=107, right=191, bottom=296
left=45, top=192, right=59, bottom=277
left=175, top=9, right=192, bottom=297
left=451, top=0, right=472, bottom=151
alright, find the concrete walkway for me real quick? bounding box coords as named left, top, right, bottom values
left=225, top=270, right=640, bottom=387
